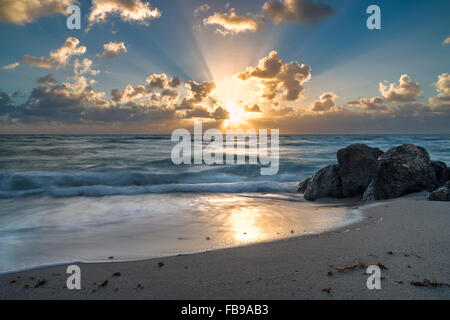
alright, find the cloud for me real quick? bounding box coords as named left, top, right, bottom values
left=98, top=41, right=127, bottom=58
left=185, top=106, right=212, bottom=118
left=212, top=106, right=230, bottom=120
left=146, top=73, right=169, bottom=90
left=73, top=58, right=100, bottom=77
left=429, top=73, right=450, bottom=111
left=110, top=73, right=182, bottom=105
left=443, top=37, right=450, bottom=45
left=262, top=0, right=335, bottom=25
left=203, top=8, right=265, bottom=35
left=180, top=80, right=216, bottom=109
left=37, top=74, right=56, bottom=87
left=347, top=96, right=388, bottom=112
left=244, top=104, right=262, bottom=112
left=194, top=4, right=211, bottom=15
left=379, top=74, right=420, bottom=102
left=0, top=0, right=73, bottom=25
left=88, top=0, right=161, bottom=28
left=21, top=37, right=86, bottom=69
left=310, top=92, right=338, bottom=112
left=111, top=84, right=146, bottom=103
left=3, top=62, right=20, bottom=70
left=168, top=76, right=181, bottom=88
left=238, top=50, right=311, bottom=101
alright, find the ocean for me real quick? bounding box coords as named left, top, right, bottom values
left=0, top=134, right=449, bottom=273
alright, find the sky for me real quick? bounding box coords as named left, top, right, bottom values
left=0, top=0, right=449, bottom=134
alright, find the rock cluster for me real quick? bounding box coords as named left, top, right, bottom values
left=298, top=144, right=449, bottom=202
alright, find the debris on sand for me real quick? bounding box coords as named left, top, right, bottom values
left=410, top=279, right=449, bottom=287
left=396, top=280, right=404, bottom=284
left=327, top=271, right=333, bottom=276
left=375, top=262, right=388, bottom=270
left=321, top=288, right=331, bottom=294
left=205, top=237, right=211, bottom=240
left=99, top=280, right=108, bottom=287
left=136, top=283, right=144, bottom=290
left=10, top=280, right=16, bottom=284
left=158, top=261, right=165, bottom=268
left=108, top=256, right=114, bottom=260
left=335, top=262, right=367, bottom=273
left=34, top=279, right=46, bottom=288
left=24, top=284, right=30, bottom=289
left=112, top=272, right=121, bottom=277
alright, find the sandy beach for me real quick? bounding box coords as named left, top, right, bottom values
left=0, top=192, right=449, bottom=300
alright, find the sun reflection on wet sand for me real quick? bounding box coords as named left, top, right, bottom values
left=0, top=193, right=361, bottom=273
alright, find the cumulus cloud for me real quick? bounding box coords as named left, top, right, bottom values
left=110, top=73, right=182, bottom=105
left=3, top=62, right=20, bottom=70
left=379, top=74, right=421, bottom=102
left=429, top=73, right=450, bottom=110
left=347, top=96, right=388, bottom=112
left=146, top=73, right=169, bottom=90
left=310, top=92, right=338, bottom=112
left=180, top=80, right=216, bottom=109
left=238, top=51, right=311, bottom=101
left=212, top=106, right=230, bottom=120
left=98, top=41, right=127, bottom=58
left=168, top=76, right=181, bottom=88
left=111, top=84, right=146, bottom=103
left=88, top=0, right=161, bottom=28
left=262, top=0, right=335, bottom=25
left=21, top=37, right=86, bottom=69
left=73, top=58, right=100, bottom=77
left=185, top=106, right=212, bottom=118
left=443, top=37, right=450, bottom=45
left=0, top=0, right=73, bottom=25
left=203, top=8, right=265, bottom=35
left=194, top=4, right=211, bottom=15
left=244, top=104, right=262, bottom=112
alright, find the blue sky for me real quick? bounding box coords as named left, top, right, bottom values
left=0, top=0, right=449, bottom=133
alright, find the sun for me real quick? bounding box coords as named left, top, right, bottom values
left=225, top=101, right=246, bottom=125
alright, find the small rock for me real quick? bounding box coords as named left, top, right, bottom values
left=429, top=182, right=450, bottom=201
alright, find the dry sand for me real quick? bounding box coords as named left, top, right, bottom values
left=1, top=193, right=449, bottom=300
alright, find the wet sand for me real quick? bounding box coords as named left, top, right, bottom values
left=1, top=193, right=449, bottom=300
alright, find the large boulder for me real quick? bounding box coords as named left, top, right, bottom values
left=431, top=161, right=447, bottom=184
left=297, top=177, right=310, bottom=193
left=363, top=144, right=438, bottom=201
left=429, top=182, right=450, bottom=201
left=304, top=165, right=342, bottom=201
left=337, top=144, right=383, bottom=197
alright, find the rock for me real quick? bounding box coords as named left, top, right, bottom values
left=304, top=165, right=342, bottom=201
left=337, top=144, right=383, bottom=197
left=363, top=144, right=438, bottom=201
left=429, top=182, right=450, bottom=201
left=431, top=161, right=447, bottom=184
left=440, top=167, right=450, bottom=185
left=297, top=177, right=310, bottom=193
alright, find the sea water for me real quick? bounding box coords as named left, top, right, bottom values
left=0, top=134, right=448, bottom=273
